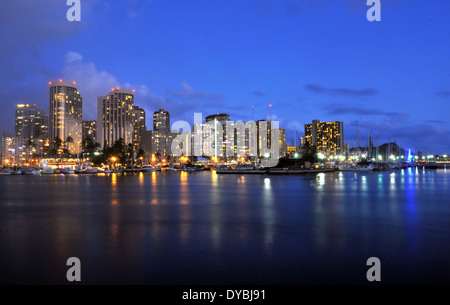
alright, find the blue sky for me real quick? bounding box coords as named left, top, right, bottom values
left=1, top=0, right=449, bottom=153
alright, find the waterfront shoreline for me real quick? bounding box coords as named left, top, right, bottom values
left=216, top=168, right=337, bottom=175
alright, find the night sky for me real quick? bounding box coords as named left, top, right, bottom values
left=1, top=0, right=449, bottom=153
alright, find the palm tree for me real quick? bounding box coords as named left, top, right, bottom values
left=51, top=137, right=62, bottom=157
left=136, top=148, right=145, bottom=166
left=83, top=135, right=100, bottom=154
left=302, top=142, right=318, bottom=164
left=65, top=136, right=74, bottom=149
left=54, top=137, right=62, bottom=150
left=24, top=139, right=35, bottom=164
left=127, top=143, right=135, bottom=168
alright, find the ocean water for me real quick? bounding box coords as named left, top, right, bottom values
left=0, top=168, right=449, bottom=284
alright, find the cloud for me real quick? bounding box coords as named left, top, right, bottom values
left=62, top=52, right=120, bottom=120
left=436, top=90, right=450, bottom=97
left=384, top=123, right=450, bottom=154
left=138, top=91, right=198, bottom=125
left=60, top=56, right=231, bottom=127
left=61, top=52, right=201, bottom=127
left=342, top=119, right=450, bottom=154
left=167, top=81, right=225, bottom=101
left=327, top=106, right=409, bottom=122
left=286, top=120, right=301, bottom=130
left=253, top=91, right=265, bottom=97
left=426, top=120, right=447, bottom=125
left=125, top=84, right=235, bottom=126
left=0, top=1, right=94, bottom=132
left=265, top=113, right=283, bottom=126
left=305, top=84, right=378, bottom=97
left=0, top=1, right=86, bottom=82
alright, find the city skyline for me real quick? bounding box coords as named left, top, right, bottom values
left=2, top=79, right=448, bottom=159
left=0, top=1, right=449, bottom=153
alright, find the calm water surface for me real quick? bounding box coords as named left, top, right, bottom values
left=0, top=168, right=449, bottom=284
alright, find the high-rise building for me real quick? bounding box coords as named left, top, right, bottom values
left=132, top=106, right=146, bottom=149
left=97, top=88, right=136, bottom=149
left=205, top=113, right=229, bottom=158
left=49, top=80, right=82, bottom=154
left=256, top=120, right=272, bottom=157
left=153, top=108, right=170, bottom=131
left=243, top=121, right=257, bottom=158
left=142, top=130, right=153, bottom=162
left=304, top=120, right=344, bottom=156
left=287, top=145, right=300, bottom=157
left=152, top=109, right=172, bottom=157
left=15, top=104, right=49, bottom=163
left=256, top=120, right=283, bottom=159
left=82, top=120, right=97, bottom=141
left=1, top=133, right=15, bottom=166
left=279, top=128, right=287, bottom=158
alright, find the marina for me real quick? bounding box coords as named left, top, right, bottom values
left=1, top=160, right=447, bottom=177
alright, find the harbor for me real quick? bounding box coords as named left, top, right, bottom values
left=1, top=160, right=448, bottom=177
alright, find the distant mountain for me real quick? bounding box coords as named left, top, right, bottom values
left=350, top=142, right=406, bottom=156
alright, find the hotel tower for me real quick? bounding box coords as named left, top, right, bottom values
left=97, top=88, right=136, bottom=149
left=49, top=80, right=83, bottom=154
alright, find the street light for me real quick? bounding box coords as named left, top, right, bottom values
left=111, top=156, right=117, bottom=169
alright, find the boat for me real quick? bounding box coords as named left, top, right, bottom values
left=23, top=168, right=40, bottom=175
left=12, top=169, right=23, bottom=175
left=338, top=164, right=375, bottom=171
left=0, top=169, right=12, bottom=176
left=141, top=165, right=158, bottom=172
left=184, top=165, right=204, bottom=172
left=40, top=164, right=55, bottom=174
left=83, top=167, right=98, bottom=174
left=124, top=168, right=139, bottom=173
left=61, top=168, right=75, bottom=174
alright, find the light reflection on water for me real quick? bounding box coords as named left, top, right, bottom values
left=0, top=169, right=449, bottom=284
